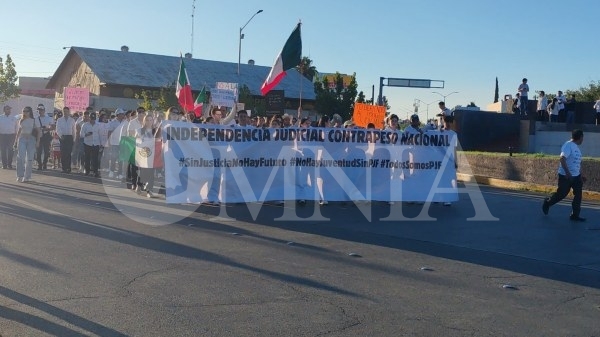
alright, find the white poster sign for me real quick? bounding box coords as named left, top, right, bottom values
left=210, top=88, right=236, bottom=108
left=216, top=82, right=238, bottom=97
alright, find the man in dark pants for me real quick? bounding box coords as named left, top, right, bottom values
left=542, top=129, right=586, bottom=221
left=35, top=104, right=55, bottom=170
left=0, top=106, right=17, bottom=169
left=55, top=107, right=76, bottom=173
left=80, top=112, right=101, bottom=177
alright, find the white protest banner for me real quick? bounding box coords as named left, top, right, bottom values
left=162, top=122, right=459, bottom=204
left=64, top=87, right=90, bottom=112
left=210, top=88, right=236, bottom=108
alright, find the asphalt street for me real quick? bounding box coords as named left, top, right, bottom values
left=0, top=168, right=599, bottom=336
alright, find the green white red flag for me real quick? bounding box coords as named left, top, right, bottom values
left=135, top=136, right=163, bottom=169
left=260, top=23, right=302, bottom=96
left=193, top=86, right=206, bottom=117
left=176, top=57, right=194, bottom=112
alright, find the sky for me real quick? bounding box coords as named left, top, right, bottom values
left=2, top=0, right=600, bottom=121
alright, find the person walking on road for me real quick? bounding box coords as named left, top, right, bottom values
left=35, top=104, right=55, bottom=170
left=542, top=129, right=586, bottom=221
left=0, top=105, right=17, bottom=169
left=14, top=106, right=40, bottom=182
left=55, top=107, right=76, bottom=173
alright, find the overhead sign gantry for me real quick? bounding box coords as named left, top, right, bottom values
left=378, top=77, right=445, bottom=105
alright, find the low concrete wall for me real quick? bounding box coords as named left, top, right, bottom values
left=531, top=122, right=600, bottom=157
left=458, top=153, right=600, bottom=192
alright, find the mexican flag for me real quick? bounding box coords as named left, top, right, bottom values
left=135, top=136, right=164, bottom=169
left=260, top=23, right=302, bottom=96
left=176, top=57, right=195, bottom=112
left=193, top=86, right=207, bottom=117
left=119, top=136, right=136, bottom=165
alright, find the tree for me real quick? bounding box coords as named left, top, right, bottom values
left=356, top=91, right=366, bottom=103
left=494, top=77, right=499, bottom=103
left=566, top=80, right=600, bottom=102
left=314, top=72, right=358, bottom=121
left=156, top=86, right=178, bottom=110
left=135, top=90, right=154, bottom=111
left=381, top=96, right=391, bottom=111
left=296, top=56, right=317, bottom=82
left=0, top=54, right=20, bottom=102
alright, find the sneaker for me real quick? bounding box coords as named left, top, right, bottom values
left=22, top=178, right=30, bottom=183
left=16, top=177, right=22, bottom=182
left=319, top=200, right=328, bottom=206
left=443, top=202, right=452, bottom=206
left=542, top=199, right=549, bottom=215
left=569, top=215, right=586, bottom=222
left=388, top=201, right=395, bottom=205
left=135, top=186, right=143, bottom=195
left=108, top=171, right=114, bottom=178
left=146, top=191, right=155, bottom=198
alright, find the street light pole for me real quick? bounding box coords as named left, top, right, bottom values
left=431, top=91, right=459, bottom=103
left=415, top=99, right=439, bottom=121
left=238, top=9, right=263, bottom=75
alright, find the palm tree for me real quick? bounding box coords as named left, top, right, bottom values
left=296, top=56, right=317, bottom=82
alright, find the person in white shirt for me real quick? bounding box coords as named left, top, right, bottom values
left=593, top=98, right=600, bottom=125
left=34, top=104, right=55, bottom=170
left=127, top=108, right=145, bottom=136
left=536, top=90, right=548, bottom=122
left=384, top=114, right=400, bottom=131
left=125, top=107, right=146, bottom=189
left=0, top=105, right=18, bottom=169
left=80, top=112, right=102, bottom=177
left=547, top=97, right=559, bottom=123
left=14, top=106, right=40, bottom=182
left=97, top=112, right=110, bottom=171
left=556, top=90, right=566, bottom=122
left=235, top=110, right=251, bottom=127
left=440, top=115, right=458, bottom=206
left=404, top=114, right=423, bottom=136
left=517, top=78, right=529, bottom=115
left=542, top=129, right=586, bottom=222
left=436, top=101, right=453, bottom=128
left=108, top=108, right=127, bottom=178
left=55, top=107, right=76, bottom=173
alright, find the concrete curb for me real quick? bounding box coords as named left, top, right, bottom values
left=457, top=173, right=600, bottom=202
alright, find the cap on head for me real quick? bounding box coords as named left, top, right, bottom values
left=411, top=114, right=420, bottom=121
left=37, top=104, right=45, bottom=110
left=115, top=108, right=126, bottom=115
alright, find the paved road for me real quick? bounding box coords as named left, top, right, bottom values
left=0, top=169, right=599, bottom=336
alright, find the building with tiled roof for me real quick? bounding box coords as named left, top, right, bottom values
left=47, top=46, right=316, bottom=115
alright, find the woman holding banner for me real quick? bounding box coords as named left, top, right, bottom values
left=134, top=114, right=161, bottom=198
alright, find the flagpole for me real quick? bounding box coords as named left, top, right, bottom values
left=298, top=20, right=302, bottom=118
left=299, top=69, right=302, bottom=111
